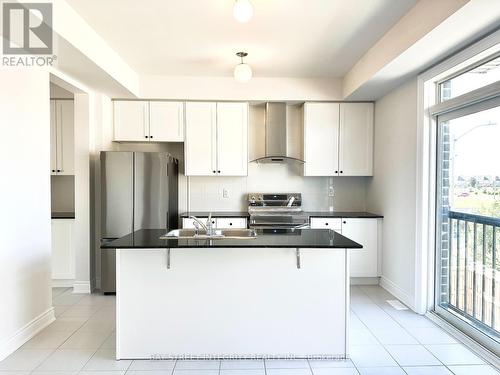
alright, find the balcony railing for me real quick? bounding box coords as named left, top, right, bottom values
left=444, top=210, right=499, bottom=339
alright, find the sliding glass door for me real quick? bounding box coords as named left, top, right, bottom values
left=435, top=98, right=500, bottom=354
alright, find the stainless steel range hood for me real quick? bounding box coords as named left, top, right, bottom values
left=250, top=102, right=305, bottom=164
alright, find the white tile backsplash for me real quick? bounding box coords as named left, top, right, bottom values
left=186, top=163, right=369, bottom=212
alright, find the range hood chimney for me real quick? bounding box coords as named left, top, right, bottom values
left=251, top=102, right=304, bottom=164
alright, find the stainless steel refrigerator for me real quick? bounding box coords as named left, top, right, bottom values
left=100, top=151, right=178, bottom=293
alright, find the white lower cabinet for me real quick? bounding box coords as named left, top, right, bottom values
left=182, top=217, right=247, bottom=229
left=309, top=218, right=342, bottom=231
left=341, top=218, right=379, bottom=278
left=310, top=217, right=380, bottom=278
left=215, top=218, right=247, bottom=229
left=51, top=219, right=75, bottom=280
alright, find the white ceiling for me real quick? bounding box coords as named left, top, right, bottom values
left=66, top=0, right=417, bottom=78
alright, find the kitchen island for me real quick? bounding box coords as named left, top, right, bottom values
left=102, top=228, right=362, bottom=360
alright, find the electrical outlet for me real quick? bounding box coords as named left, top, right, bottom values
left=328, top=186, right=335, bottom=197
left=223, top=188, right=229, bottom=199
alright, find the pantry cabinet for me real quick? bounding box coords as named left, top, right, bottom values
left=51, top=219, right=75, bottom=280
left=50, top=100, right=74, bottom=175
left=185, top=102, right=248, bottom=176
left=113, top=100, right=184, bottom=142
left=303, top=102, right=373, bottom=176
left=310, top=217, right=380, bottom=278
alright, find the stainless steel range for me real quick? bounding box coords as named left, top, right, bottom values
left=248, top=193, right=309, bottom=229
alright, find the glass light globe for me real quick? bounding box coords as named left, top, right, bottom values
left=233, top=0, right=253, bottom=23
left=234, top=63, right=252, bottom=83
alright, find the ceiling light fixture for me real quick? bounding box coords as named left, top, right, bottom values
left=233, top=0, right=253, bottom=23
left=233, top=52, right=252, bottom=83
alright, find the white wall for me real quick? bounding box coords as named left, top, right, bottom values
left=140, top=76, right=342, bottom=101
left=366, top=77, right=418, bottom=309
left=50, top=82, right=74, bottom=99
left=0, top=70, right=54, bottom=360
left=73, top=93, right=92, bottom=293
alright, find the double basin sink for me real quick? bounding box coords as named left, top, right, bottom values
left=161, top=228, right=257, bottom=240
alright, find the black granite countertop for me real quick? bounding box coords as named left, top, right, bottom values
left=180, top=211, right=382, bottom=219
left=307, top=211, right=383, bottom=218
left=51, top=212, right=75, bottom=219
left=180, top=211, right=249, bottom=218
left=101, top=229, right=362, bottom=249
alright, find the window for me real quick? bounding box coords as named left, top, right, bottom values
left=419, top=30, right=500, bottom=356
left=439, top=55, right=500, bottom=102
left=436, top=99, right=500, bottom=350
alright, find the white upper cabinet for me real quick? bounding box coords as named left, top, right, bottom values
left=114, top=101, right=149, bottom=141
left=216, top=102, right=248, bottom=176
left=185, top=102, right=217, bottom=176
left=185, top=102, right=248, bottom=176
left=149, top=101, right=184, bottom=142
left=339, top=103, right=373, bottom=176
left=50, top=100, right=74, bottom=175
left=303, top=102, right=373, bottom=176
left=304, top=103, right=339, bottom=176
left=113, top=100, right=185, bottom=142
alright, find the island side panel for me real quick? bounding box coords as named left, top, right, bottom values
left=116, top=248, right=348, bottom=359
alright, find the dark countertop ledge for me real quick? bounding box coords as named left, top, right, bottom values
left=101, top=229, right=362, bottom=249
left=307, top=211, right=383, bottom=218
left=51, top=212, right=75, bottom=219
left=180, top=211, right=383, bottom=219
left=180, top=211, right=249, bottom=218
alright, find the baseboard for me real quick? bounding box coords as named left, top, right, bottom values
left=72, top=281, right=91, bottom=294
left=350, top=277, right=380, bottom=285
left=52, top=279, right=74, bottom=288
left=379, top=275, right=415, bottom=311
left=426, top=312, right=500, bottom=369
left=0, top=307, right=55, bottom=361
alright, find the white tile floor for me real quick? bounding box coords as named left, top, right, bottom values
left=0, top=285, right=497, bottom=375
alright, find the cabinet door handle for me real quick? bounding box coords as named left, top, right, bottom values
left=343, top=221, right=346, bottom=224
left=340, top=171, right=343, bottom=174
left=229, top=223, right=233, bottom=226
left=325, top=222, right=329, bottom=226
left=334, top=171, right=338, bottom=174
left=144, top=135, right=148, bottom=139
left=217, top=170, right=221, bottom=174
left=213, top=170, right=216, bottom=173
left=51, top=170, right=55, bottom=173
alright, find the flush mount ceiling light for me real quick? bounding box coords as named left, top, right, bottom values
left=233, top=52, right=252, bottom=83
left=233, top=0, right=253, bottom=23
